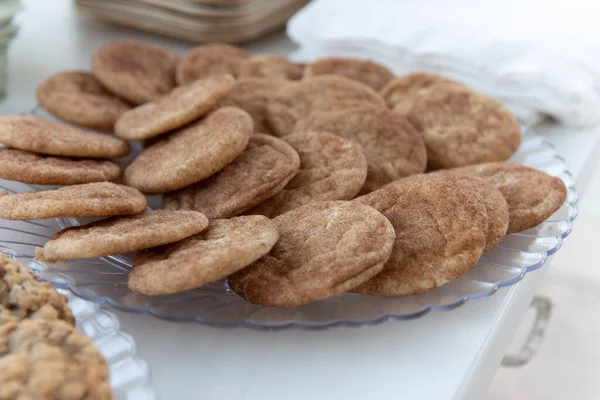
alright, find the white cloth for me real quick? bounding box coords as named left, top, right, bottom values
left=287, top=0, right=600, bottom=127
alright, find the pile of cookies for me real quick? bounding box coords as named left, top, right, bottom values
left=0, top=254, right=112, bottom=399
left=0, top=40, right=568, bottom=308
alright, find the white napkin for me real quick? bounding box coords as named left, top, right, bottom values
left=287, top=0, right=600, bottom=127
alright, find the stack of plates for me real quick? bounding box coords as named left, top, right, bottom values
left=76, top=0, right=310, bottom=43
left=0, top=0, right=20, bottom=101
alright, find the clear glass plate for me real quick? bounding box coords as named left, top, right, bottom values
left=0, top=120, right=578, bottom=330
left=63, top=290, right=155, bottom=400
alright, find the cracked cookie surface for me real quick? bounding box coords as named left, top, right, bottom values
left=0, top=182, right=147, bottom=220
left=128, top=216, right=279, bottom=295
left=354, top=174, right=488, bottom=296
left=0, top=148, right=121, bottom=185
left=229, top=201, right=395, bottom=307
left=294, top=105, right=426, bottom=193
left=449, top=162, right=567, bottom=233
left=163, top=134, right=299, bottom=219
left=246, top=131, right=367, bottom=217
left=36, top=70, right=130, bottom=131
left=36, top=210, right=209, bottom=262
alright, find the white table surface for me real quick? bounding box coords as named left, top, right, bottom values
left=2, top=2, right=600, bottom=400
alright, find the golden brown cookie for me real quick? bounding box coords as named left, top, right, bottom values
left=0, top=182, right=147, bottom=220
left=36, top=70, right=131, bottom=131
left=0, top=148, right=121, bottom=185
left=294, top=105, right=426, bottom=193
left=0, top=116, right=130, bottom=159
left=176, top=43, right=249, bottom=85
left=304, top=57, right=394, bottom=91
left=354, top=174, right=488, bottom=296
left=123, top=107, right=252, bottom=194
left=229, top=201, right=395, bottom=307
left=396, top=83, right=522, bottom=169
left=35, top=210, right=209, bottom=262
left=128, top=215, right=279, bottom=296
left=266, top=75, right=386, bottom=136
left=0, top=319, right=107, bottom=368
left=92, top=40, right=179, bottom=105
left=430, top=173, right=509, bottom=251
left=216, top=78, right=284, bottom=134
left=246, top=131, right=367, bottom=217
left=115, top=74, right=235, bottom=140
left=449, top=162, right=568, bottom=234
left=237, top=55, right=303, bottom=80
left=0, top=254, right=74, bottom=324
left=0, top=353, right=112, bottom=400
left=380, top=72, right=462, bottom=113
left=163, top=134, right=299, bottom=219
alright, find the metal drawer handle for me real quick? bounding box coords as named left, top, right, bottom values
left=501, top=296, right=553, bottom=367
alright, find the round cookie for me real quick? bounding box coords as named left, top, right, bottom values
left=380, top=72, right=462, bottom=113
left=0, top=116, right=130, bottom=158
left=449, top=162, right=568, bottom=234
left=237, top=55, right=303, bottom=80
left=36, top=70, right=131, bottom=131
left=229, top=201, right=395, bottom=307
left=396, top=83, right=522, bottom=169
left=0, top=182, right=147, bottom=220
left=246, top=131, right=367, bottom=217
left=293, top=105, right=426, bottom=193
left=35, top=210, right=209, bottom=262
left=0, top=353, right=111, bottom=400
left=354, top=174, right=488, bottom=296
left=163, top=134, right=299, bottom=219
left=115, top=74, right=235, bottom=140
left=0, top=148, right=121, bottom=185
left=128, top=215, right=279, bottom=296
left=123, top=107, right=252, bottom=194
left=452, top=175, right=509, bottom=251
left=217, top=78, right=284, bottom=134
left=266, top=75, right=386, bottom=136
left=92, top=40, right=179, bottom=105
left=176, top=43, right=249, bottom=85
left=304, top=57, right=394, bottom=91
left=0, top=254, right=74, bottom=324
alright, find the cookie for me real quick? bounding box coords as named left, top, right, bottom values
left=237, top=55, right=303, bottom=80
left=163, top=134, right=299, bottom=219
left=0, top=319, right=107, bottom=368
left=380, top=72, right=462, bottom=113
left=115, top=74, right=235, bottom=140
left=0, top=182, right=147, bottom=220
left=0, top=254, right=74, bottom=324
left=0, top=353, right=112, bottom=400
left=266, top=75, right=386, bottom=136
left=217, top=78, right=284, bottom=134
left=0, top=116, right=130, bottom=159
left=229, top=201, right=395, bottom=307
left=123, top=107, right=252, bottom=194
left=396, top=83, right=522, bottom=169
left=354, top=174, right=488, bottom=296
left=0, top=148, right=121, bottom=185
left=246, top=131, right=367, bottom=217
left=36, top=210, right=209, bottom=262
left=92, top=40, right=179, bottom=105
left=449, top=162, right=568, bottom=234
left=128, top=215, right=279, bottom=296
left=36, top=70, right=131, bottom=131
left=303, top=57, right=394, bottom=91
left=293, top=105, right=426, bottom=193
left=176, top=43, right=249, bottom=85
